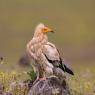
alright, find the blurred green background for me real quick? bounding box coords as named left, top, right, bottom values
left=0, top=0, right=95, bottom=65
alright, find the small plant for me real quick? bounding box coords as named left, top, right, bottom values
left=27, top=70, right=36, bottom=80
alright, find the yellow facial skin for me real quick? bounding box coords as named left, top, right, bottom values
left=42, top=27, right=53, bottom=33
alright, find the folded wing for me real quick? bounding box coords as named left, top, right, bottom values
left=43, top=42, right=74, bottom=75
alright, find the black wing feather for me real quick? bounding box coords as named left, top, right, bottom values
left=44, top=54, right=74, bottom=75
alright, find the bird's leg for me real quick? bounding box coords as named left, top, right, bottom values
left=39, top=72, right=47, bottom=81
left=33, top=71, right=40, bottom=85
left=33, top=76, right=46, bottom=85
left=33, top=78, right=39, bottom=85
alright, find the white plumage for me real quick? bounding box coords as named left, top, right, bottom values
left=26, top=23, right=74, bottom=80
left=26, top=23, right=53, bottom=79
left=42, top=42, right=74, bottom=77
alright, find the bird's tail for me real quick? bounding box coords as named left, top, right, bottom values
left=57, top=49, right=74, bottom=75
left=59, top=56, right=74, bottom=75
left=64, top=64, right=74, bottom=75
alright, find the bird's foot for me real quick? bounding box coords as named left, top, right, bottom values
left=33, top=78, right=39, bottom=85
left=33, top=77, right=46, bottom=85
left=39, top=77, right=46, bottom=81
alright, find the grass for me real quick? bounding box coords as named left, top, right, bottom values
left=68, top=63, right=95, bottom=95
left=0, top=61, right=95, bottom=95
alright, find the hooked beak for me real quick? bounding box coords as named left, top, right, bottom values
left=42, top=27, right=54, bottom=33
left=50, top=30, right=54, bottom=33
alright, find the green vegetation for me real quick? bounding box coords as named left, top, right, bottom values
left=0, top=63, right=95, bottom=95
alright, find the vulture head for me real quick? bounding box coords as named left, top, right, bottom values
left=34, top=23, right=54, bottom=36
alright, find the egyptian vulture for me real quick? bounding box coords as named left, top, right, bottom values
left=26, top=23, right=53, bottom=80
left=26, top=23, right=74, bottom=81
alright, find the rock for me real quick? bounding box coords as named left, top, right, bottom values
left=28, top=76, right=70, bottom=95
left=18, top=53, right=31, bottom=67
